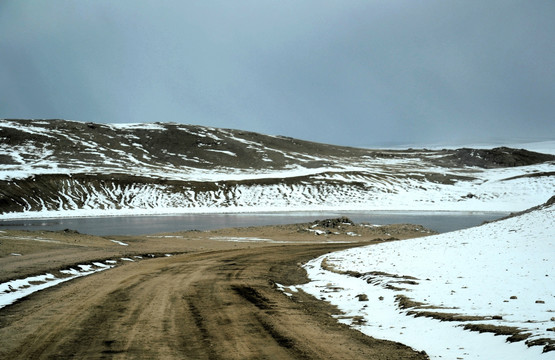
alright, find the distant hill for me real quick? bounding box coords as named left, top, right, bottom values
left=1, top=119, right=554, bottom=217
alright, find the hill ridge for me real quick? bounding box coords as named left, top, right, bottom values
left=1, top=119, right=554, bottom=217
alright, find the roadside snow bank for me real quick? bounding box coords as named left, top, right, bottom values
left=0, top=263, right=113, bottom=309
left=0, top=254, right=171, bottom=309
left=299, top=200, right=555, bottom=359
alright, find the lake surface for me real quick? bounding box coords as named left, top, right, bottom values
left=0, top=211, right=509, bottom=236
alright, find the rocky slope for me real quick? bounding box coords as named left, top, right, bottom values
left=1, top=119, right=554, bottom=217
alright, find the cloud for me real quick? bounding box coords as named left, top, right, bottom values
left=0, top=0, right=554, bottom=146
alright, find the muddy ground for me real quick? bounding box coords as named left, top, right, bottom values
left=0, top=220, right=432, bottom=359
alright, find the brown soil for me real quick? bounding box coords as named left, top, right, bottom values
left=0, top=222, right=430, bottom=359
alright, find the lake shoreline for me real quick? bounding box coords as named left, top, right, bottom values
left=0, top=210, right=509, bottom=236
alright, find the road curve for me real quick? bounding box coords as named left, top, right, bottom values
left=0, top=243, right=428, bottom=359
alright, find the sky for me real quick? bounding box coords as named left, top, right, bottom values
left=1, top=1, right=554, bottom=147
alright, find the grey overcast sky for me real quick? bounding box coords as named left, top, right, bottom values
left=1, top=1, right=554, bottom=147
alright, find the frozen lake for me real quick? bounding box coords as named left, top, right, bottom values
left=0, top=211, right=508, bottom=236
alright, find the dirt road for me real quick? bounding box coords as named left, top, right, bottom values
left=0, top=220, right=433, bottom=359
left=0, top=243, right=429, bottom=359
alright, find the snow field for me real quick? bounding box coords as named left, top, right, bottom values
left=298, top=204, right=555, bottom=359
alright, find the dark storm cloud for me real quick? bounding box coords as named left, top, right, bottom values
left=1, top=1, right=554, bottom=146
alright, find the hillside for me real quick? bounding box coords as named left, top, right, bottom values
left=1, top=119, right=554, bottom=218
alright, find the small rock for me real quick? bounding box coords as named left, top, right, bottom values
left=62, top=228, right=80, bottom=234
left=356, top=294, right=369, bottom=302
left=492, top=315, right=503, bottom=320
left=536, top=300, right=545, bottom=304
left=351, top=316, right=366, bottom=325
left=378, top=296, right=384, bottom=301
left=510, top=296, right=517, bottom=300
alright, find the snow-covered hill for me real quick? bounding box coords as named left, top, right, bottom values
left=297, top=197, right=555, bottom=358
left=1, top=119, right=554, bottom=218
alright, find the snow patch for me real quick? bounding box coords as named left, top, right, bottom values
left=208, top=236, right=275, bottom=243
left=0, top=263, right=114, bottom=309
left=205, top=149, right=237, bottom=157
left=110, top=239, right=128, bottom=246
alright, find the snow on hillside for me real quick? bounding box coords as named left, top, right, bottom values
left=1, top=164, right=554, bottom=220
left=296, top=200, right=555, bottom=359
left=1, top=119, right=554, bottom=219
left=390, top=140, right=555, bottom=156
